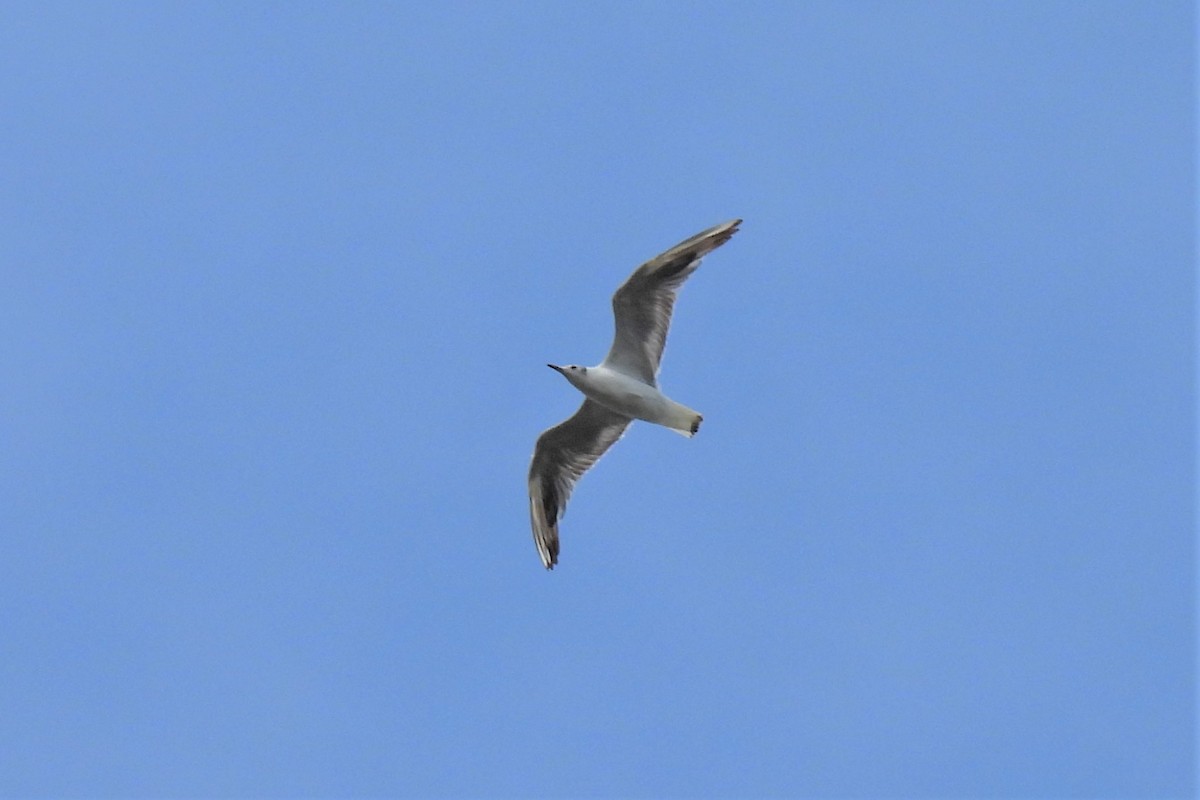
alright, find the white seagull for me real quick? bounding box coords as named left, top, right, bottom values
left=527, top=219, right=742, bottom=569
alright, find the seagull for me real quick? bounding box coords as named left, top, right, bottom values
left=527, top=219, right=742, bottom=569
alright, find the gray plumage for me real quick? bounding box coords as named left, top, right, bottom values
left=528, top=219, right=742, bottom=569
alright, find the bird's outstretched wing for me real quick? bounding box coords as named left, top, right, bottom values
left=602, top=219, right=742, bottom=384
left=528, top=399, right=632, bottom=569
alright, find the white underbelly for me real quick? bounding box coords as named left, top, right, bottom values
left=583, top=367, right=699, bottom=433
left=584, top=372, right=659, bottom=417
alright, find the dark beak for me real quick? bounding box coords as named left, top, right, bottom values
left=547, top=364, right=565, bottom=374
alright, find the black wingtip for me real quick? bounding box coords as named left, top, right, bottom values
left=692, top=218, right=742, bottom=254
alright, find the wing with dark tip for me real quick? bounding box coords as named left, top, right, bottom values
left=528, top=399, right=632, bottom=569
left=602, top=219, right=742, bottom=384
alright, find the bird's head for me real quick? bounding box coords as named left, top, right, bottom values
left=547, top=363, right=587, bottom=388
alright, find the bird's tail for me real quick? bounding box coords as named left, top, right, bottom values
left=663, top=404, right=703, bottom=438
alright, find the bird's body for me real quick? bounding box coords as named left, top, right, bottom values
left=551, top=363, right=702, bottom=436
left=527, top=219, right=742, bottom=569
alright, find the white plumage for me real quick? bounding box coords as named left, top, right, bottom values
left=527, top=219, right=742, bottom=569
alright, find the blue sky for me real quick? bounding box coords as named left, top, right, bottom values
left=1, top=2, right=1194, bottom=797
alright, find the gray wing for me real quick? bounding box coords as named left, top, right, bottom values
left=602, top=219, right=742, bottom=384
left=528, top=399, right=632, bottom=569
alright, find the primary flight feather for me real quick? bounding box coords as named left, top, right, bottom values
left=527, top=219, right=742, bottom=569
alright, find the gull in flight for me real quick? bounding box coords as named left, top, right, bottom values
left=527, top=219, right=742, bottom=569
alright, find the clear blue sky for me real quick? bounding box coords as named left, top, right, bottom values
left=1, top=2, right=1194, bottom=797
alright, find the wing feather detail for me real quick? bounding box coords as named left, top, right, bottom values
left=603, top=219, right=741, bottom=384
left=528, top=400, right=632, bottom=569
